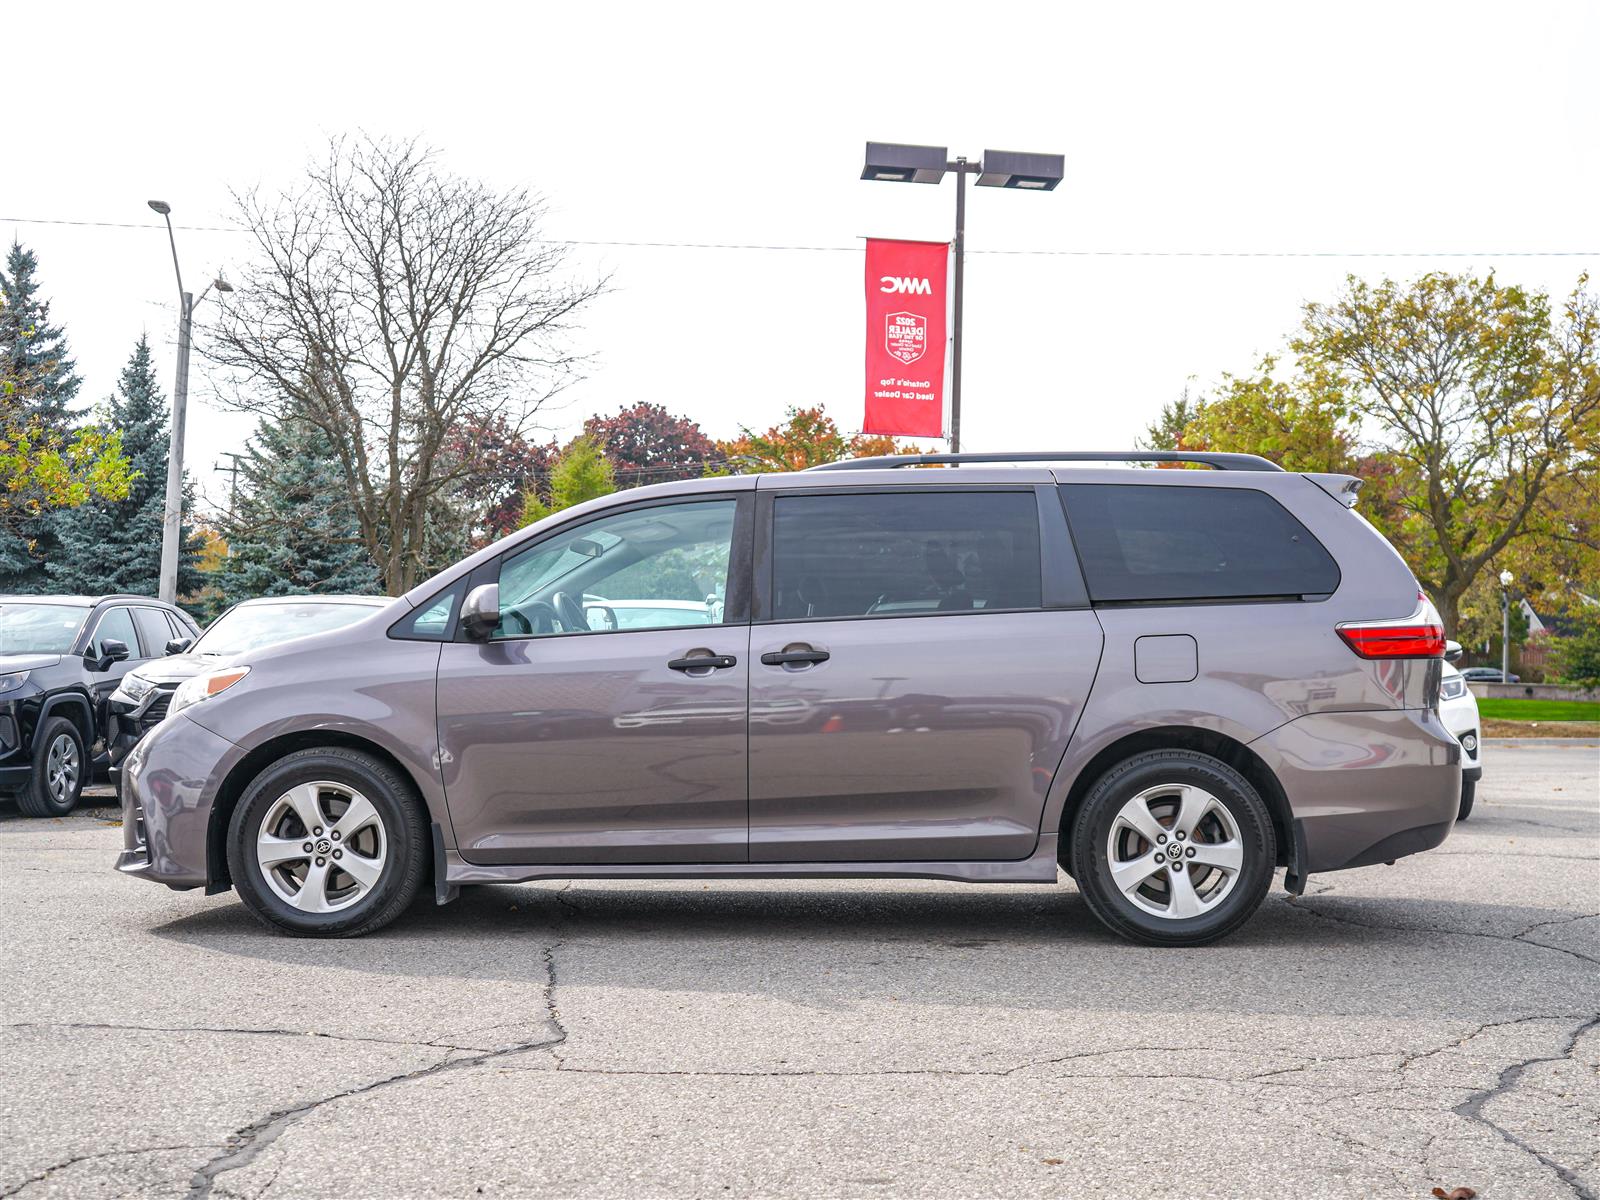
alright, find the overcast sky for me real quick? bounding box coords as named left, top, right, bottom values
left=8, top=0, right=1598, bottom=513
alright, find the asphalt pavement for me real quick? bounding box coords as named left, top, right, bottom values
left=2, top=743, right=1596, bottom=1199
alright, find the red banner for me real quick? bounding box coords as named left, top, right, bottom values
left=863, top=238, right=947, bottom=437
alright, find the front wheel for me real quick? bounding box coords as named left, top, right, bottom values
left=17, top=717, right=86, bottom=818
left=1457, top=778, right=1476, bottom=821
left=227, top=748, right=428, bottom=937
left=1069, top=750, right=1276, bottom=947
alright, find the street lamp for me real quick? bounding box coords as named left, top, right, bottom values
left=147, top=200, right=233, bottom=605
left=1498, top=569, right=1515, bottom=682
left=862, top=142, right=1064, bottom=452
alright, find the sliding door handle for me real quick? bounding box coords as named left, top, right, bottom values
left=668, top=654, right=737, bottom=672
left=760, top=649, right=831, bottom=667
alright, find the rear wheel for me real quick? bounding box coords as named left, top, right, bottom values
left=1070, top=750, right=1276, bottom=947
left=227, top=748, right=427, bottom=937
left=1457, top=778, right=1476, bottom=821
left=17, top=717, right=86, bottom=818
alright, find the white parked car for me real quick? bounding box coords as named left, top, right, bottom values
left=1439, top=656, right=1482, bottom=819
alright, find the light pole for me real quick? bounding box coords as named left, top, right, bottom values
left=148, top=201, right=233, bottom=604
left=862, top=143, right=1064, bottom=452
left=1499, top=569, right=1515, bottom=681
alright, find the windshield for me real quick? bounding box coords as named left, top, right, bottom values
left=194, top=601, right=377, bottom=656
left=0, top=603, right=89, bottom=655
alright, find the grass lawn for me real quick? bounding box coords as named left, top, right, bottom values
left=1476, top=697, right=1599, bottom=722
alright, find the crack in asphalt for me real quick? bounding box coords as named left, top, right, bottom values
left=1452, top=1013, right=1600, bottom=1200
left=1, top=1145, right=217, bottom=1199
left=183, top=942, right=571, bottom=1199
left=1286, top=896, right=1600, bottom=967
left=1, top=1021, right=505, bottom=1054
left=181, top=889, right=579, bottom=1200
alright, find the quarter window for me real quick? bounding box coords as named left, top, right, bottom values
left=1059, top=483, right=1341, bottom=603
left=391, top=585, right=462, bottom=642
left=494, top=499, right=738, bottom=638
left=770, top=491, right=1042, bottom=621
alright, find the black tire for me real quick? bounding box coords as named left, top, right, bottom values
left=16, top=716, right=87, bottom=818
left=226, top=747, right=428, bottom=938
left=1069, top=749, right=1276, bottom=947
left=1457, top=778, right=1476, bottom=821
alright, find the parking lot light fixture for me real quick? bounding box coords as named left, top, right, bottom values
left=862, top=141, right=1063, bottom=452
left=974, top=149, right=1066, bottom=191
left=861, top=142, right=948, bottom=184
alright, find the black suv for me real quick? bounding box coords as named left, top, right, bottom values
left=0, top=595, right=200, bottom=816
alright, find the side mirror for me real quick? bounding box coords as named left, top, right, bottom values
left=165, top=637, right=193, bottom=656
left=460, top=583, right=501, bottom=641
left=1444, top=640, right=1463, bottom=664
left=92, top=638, right=131, bottom=671
left=584, top=603, right=618, bottom=631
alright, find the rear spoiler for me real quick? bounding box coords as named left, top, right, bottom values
left=1303, top=473, right=1363, bottom=508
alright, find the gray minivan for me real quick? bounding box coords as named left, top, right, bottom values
left=114, top=452, right=1460, bottom=946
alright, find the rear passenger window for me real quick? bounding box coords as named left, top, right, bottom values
left=133, top=608, right=174, bottom=656
left=1060, top=484, right=1340, bottom=603
left=770, top=491, right=1041, bottom=621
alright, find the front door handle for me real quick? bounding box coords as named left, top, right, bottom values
left=667, top=654, right=737, bottom=672
left=760, top=649, right=831, bottom=667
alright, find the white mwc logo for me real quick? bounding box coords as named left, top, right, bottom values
left=879, top=276, right=933, bottom=295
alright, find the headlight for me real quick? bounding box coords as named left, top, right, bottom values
left=1440, top=676, right=1468, bottom=701
left=0, top=671, right=28, bottom=696
left=169, top=666, right=251, bottom=717
left=116, top=673, right=157, bottom=703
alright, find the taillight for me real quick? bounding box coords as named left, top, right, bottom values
left=1336, top=592, right=1446, bottom=659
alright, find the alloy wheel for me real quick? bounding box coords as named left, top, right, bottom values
left=46, top=733, right=80, bottom=805
left=255, top=781, right=388, bottom=913
left=1105, top=783, right=1244, bottom=920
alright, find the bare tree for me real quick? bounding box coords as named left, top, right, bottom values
left=208, top=135, right=606, bottom=594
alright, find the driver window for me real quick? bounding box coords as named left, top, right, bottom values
left=493, top=499, right=738, bottom=639
left=91, top=606, right=139, bottom=658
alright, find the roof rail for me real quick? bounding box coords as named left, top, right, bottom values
left=806, top=451, right=1285, bottom=473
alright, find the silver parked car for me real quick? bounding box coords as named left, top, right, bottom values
left=114, top=451, right=1461, bottom=946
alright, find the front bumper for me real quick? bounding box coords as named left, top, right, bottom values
left=0, top=763, right=33, bottom=790
left=114, top=711, right=241, bottom=889
left=106, top=685, right=178, bottom=777
left=1251, top=706, right=1462, bottom=875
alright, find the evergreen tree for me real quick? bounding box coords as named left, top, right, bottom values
left=520, top=435, right=616, bottom=526
left=1, top=241, right=80, bottom=431
left=45, top=337, right=203, bottom=596
left=215, top=403, right=381, bottom=602
left=1, top=241, right=86, bottom=588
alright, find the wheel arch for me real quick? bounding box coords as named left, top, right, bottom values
left=1055, top=725, right=1294, bottom=872
left=205, top=729, right=434, bottom=894
left=38, top=692, right=94, bottom=747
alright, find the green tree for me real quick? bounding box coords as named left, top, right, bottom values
left=45, top=337, right=201, bottom=596
left=1178, top=361, right=1357, bottom=473
left=215, top=401, right=381, bottom=604
left=1, top=241, right=79, bottom=430
left=520, top=434, right=616, bottom=526
left=1170, top=274, right=1600, bottom=635
left=0, top=242, right=126, bottom=587
left=1548, top=607, right=1600, bottom=688
left=1139, top=386, right=1205, bottom=452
